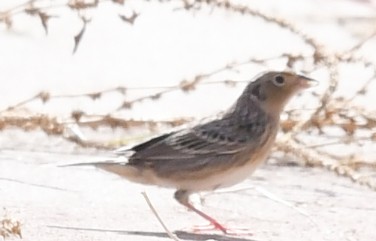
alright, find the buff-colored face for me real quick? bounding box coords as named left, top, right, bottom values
left=263, top=71, right=315, bottom=94
left=255, top=71, right=316, bottom=114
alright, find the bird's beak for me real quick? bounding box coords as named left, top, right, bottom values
left=297, top=75, right=318, bottom=88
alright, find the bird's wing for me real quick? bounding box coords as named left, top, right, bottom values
left=61, top=112, right=268, bottom=169
left=127, top=108, right=269, bottom=166
left=113, top=132, right=173, bottom=156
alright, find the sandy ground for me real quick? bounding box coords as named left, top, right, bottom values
left=1, top=130, right=376, bottom=241
left=1, top=0, right=376, bottom=241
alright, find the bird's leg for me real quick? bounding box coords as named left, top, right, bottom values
left=174, top=190, right=229, bottom=234
left=185, top=201, right=229, bottom=233
left=174, top=190, right=253, bottom=235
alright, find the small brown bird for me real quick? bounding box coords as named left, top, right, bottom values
left=69, top=71, right=315, bottom=234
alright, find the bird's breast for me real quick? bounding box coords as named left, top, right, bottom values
left=162, top=128, right=277, bottom=191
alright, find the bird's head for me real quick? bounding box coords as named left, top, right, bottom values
left=242, top=71, right=317, bottom=117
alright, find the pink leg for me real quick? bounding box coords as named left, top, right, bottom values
left=174, top=190, right=253, bottom=235
left=184, top=202, right=228, bottom=233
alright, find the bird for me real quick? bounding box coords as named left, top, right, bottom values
left=67, top=71, right=316, bottom=235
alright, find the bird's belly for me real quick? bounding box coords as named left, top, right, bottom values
left=195, top=157, right=265, bottom=190
left=163, top=154, right=269, bottom=191
left=138, top=137, right=275, bottom=191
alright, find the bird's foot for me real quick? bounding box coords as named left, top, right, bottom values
left=189, top=222, right=253, bottom=236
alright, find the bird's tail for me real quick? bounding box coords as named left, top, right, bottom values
left=60, top=161, right=153, bottom=185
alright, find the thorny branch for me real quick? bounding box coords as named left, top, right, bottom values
left=0, top=0, right=375, bottom=193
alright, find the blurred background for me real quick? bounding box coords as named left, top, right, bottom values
left=0, top=0, right=375, bottom=240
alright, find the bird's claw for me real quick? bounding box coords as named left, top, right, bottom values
left=189, top=223, right=253, bottom=236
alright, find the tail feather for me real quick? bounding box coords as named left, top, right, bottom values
left=59, top=161, right=122, bottom=167
left=60, top=161, right=155, bottom=186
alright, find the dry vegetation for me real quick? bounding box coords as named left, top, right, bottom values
left=0, top=215, right=22, bottom=240
left=0, top=0, right=375, bottom=194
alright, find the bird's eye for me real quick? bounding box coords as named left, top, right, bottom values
left=273, top=75, right=285, bottom=86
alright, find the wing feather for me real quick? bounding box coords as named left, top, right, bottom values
left=127, top=103, right=269, bottom=167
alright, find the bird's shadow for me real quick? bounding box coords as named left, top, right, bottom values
left=47, top=225, right=258, bottom=241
